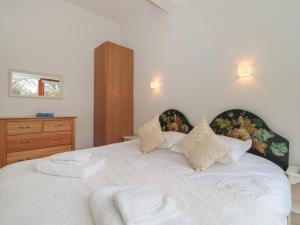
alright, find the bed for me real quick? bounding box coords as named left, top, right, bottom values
left=0, top=109, right=291, bottom=225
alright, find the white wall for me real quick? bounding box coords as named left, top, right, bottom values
left=0, top=0, right=120, bottom=149
left=121, top=0, right=300, bottom=164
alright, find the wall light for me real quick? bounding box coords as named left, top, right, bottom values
left=238, top=64, right=253, bottom=77
left=150, top=81, right=160, bottom=89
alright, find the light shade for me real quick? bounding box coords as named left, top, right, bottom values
left=150, top=81, right=160, bottom=89
left=238, top=65, right=253, bottom=77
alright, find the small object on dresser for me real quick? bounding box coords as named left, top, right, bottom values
left=286, top=165, right=300, bottom=225
left=123, top=136, right=138, bottom=142
left=36, top=112, right=55, bottom=117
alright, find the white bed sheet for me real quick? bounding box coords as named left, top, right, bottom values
left=0, top=141, right=291, bottom=225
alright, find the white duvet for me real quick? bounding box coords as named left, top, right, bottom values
left=0, top=141, right=291, bottom=225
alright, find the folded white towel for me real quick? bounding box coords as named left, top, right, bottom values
left=90, top=186, right=133, bottom=225
left=113, top=185, right=181, bottom=225
left=90, top=185, right=192, bottom=225
left=51, top=151, right=92, bottom=164
left=36, top=157, right=106, bottom=178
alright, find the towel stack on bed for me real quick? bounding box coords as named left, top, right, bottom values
left=52, top=151, right=92, bottom=165
left=36, top=151, right=106, bottom=178
left=90, top=185, right=191, bottom=225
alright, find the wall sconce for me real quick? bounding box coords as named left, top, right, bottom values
left=150, top=81, right=160, bottom=89
left=238, top=65, right=253, bottom=77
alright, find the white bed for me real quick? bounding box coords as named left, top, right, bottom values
left=0, top=140, right=291, bottom=225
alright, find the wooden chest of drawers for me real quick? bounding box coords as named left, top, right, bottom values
left=0, top=117, right=76, bottom=168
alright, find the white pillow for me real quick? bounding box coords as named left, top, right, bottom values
left=161, top=132, right=186, bottom=148
left=170, top=145, right=182, bottom=153
left=133, top=131, right=186, bottom=149
left=216, top=136, right=252, bottom=164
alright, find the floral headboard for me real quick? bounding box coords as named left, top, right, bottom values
left=210, top=109, right=289, bottom=170
left=159, top=108, right=289, bottom=170
left=159, top=109, right=193, bottom=134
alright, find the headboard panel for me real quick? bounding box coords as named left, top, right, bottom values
left=159, top=108, right=289, bottom=170
left=159, top=109, right=193, bottom=134
left=210, top=109, right=289, bottom=170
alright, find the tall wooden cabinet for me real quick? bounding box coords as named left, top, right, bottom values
left=94, top=41, right=133, bottom=146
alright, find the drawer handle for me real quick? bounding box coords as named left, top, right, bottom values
left=51, top=137, right=65, bottom=141
left=19, top=126, right=31, bottom=129
left=19, top=140, right=31, bottom=144
left=17, top=158, right=31, bottom=162
left=54, top=124, right=64, bottom=127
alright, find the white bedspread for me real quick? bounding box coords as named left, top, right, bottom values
left=0, top=141, right=291, bottom=225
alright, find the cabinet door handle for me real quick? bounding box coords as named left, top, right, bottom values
left=19, top=140, right=31, bottom=144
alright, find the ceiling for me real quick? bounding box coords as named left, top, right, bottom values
left=64, top=0, right=154, bottom=23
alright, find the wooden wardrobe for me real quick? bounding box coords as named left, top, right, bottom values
left=94, top=41, right=133, bottom=146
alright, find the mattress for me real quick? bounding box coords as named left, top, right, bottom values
left=0, top=141, right=291, bottom=225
